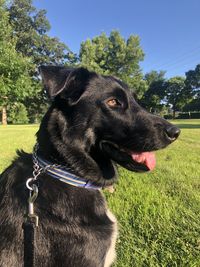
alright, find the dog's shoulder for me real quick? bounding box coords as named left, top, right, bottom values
left=15, top=149, right=32, bottom=166
left=0, top=150, right=33, bottom=188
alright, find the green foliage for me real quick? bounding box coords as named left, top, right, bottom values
left=2, top=0, right=75, bottom=124
left=165, top=76, right=192, bottom=117
left=177, top=112, right=200, bottom=119
left=7, top=102, right=29, bottom=124
left=142, top=66, right=200, bottom=115
left=0, top=0, right=33, bottom=123
left=163, top=114, right=173, bottom=120
left=185, top=64, right=200, bottom=95
left=183, top=98, right=200, bottom=112
left=184, top=64, right=200, bottom=113
left=23, top=83, right=49, bottom=123
left=144, top=70, right=166, bottom=86
left=142, top=71, right=166, bottom=112
left=79, top=31, right=146, bottom=97
left=7, top=0, right=71, bottom=65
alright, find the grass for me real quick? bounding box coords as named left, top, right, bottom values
left=0, top=120, right=200, bottom=266
left=0, top=124, right=38, bottom=171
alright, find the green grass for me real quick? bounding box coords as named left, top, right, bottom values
left=0, top=120, right=200, bottom=266
left=0, top=124, right=38, bottom=171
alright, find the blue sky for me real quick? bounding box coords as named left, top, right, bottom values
left=34, top=0, right=200, bottom=78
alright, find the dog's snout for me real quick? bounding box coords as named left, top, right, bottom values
left=165, top=125, right=181, bottom=141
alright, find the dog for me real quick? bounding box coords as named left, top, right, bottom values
left=0, top=66, right=180, bottom=267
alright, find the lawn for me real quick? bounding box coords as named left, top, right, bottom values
left=0, top=120, right=200, bottom=267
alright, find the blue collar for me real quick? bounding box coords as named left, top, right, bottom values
left=36, top=155, right=102, bottom=190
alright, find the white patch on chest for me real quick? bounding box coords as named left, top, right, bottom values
left=104, top=209, right=118, bottom=267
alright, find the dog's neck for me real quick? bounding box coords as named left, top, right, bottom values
left=33, top=148, right=102, bottom=190
left=36, top=142, right=117, bottom=188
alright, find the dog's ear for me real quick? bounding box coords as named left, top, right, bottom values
left=39, top=65, right=92, bottom=103
left=39, top=65, right=73, bottom=98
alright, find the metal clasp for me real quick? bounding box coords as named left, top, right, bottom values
left=26, top=183, right=39, bottom=227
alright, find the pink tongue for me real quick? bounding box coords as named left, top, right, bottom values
left=131, top=152, right=156, bottom=171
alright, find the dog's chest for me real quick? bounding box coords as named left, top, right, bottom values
left=104, top=209, right=118, bottom=267
left=35, top=188, right=118, bottom=267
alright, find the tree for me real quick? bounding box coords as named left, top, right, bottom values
left=185, top=64, right=200, bottom=96
left=165, top=76, right=192, bottom=118
left=0, top=0, right=33, bottom=124
left=79, top=31, right=146, bottom=97
left=7, top=0, right=71, bottom=65
left=7, top=102, right=29, bottom=124
left=6, top=0, right=75, bottom=123
left=144, top=70, right=166, bottom=86
left=183, top=98, right=200, bottom=112
left=22, top=84, right=49, bottom=123
left=184, top=64, right=200, bottom=112
left=141, top=70, right=166, bottom=112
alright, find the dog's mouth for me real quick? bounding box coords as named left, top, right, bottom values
left=100, top=141, right=156, bottom=172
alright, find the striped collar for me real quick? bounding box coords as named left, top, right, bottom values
left=36, top=155, right=102, bottom=190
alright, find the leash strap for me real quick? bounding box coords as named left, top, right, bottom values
left=23, top=216, right=37, bottom=267
left=23, top=184, right=39, bottom=267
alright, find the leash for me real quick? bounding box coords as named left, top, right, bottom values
left=23, top=145, right=41, bottom=267
left=23, top=144, right=101, bottom=266
left=23, top=143, right=45, bottom=267
left=23, top=184, right=38, bottom=267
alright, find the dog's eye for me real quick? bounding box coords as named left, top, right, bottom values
left=106, top=99, right=121, bottom=108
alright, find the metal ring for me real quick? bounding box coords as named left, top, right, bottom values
left=26, top=178, right=35, bottom=191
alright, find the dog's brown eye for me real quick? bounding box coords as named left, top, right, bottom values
left=107, top=99, right=121, bottom=107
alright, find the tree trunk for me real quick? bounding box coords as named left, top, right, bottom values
left=2, top=106, right=7, bottom=125
left=172, top=109, right=175, bottom=119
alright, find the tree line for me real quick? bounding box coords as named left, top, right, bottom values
left=0, top=0, right=200, bottom=125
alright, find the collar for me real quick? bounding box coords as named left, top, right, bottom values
left=34, top=152, right=102, bottom=190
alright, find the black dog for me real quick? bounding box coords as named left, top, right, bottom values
left=0, top=66, right=180, bottom=267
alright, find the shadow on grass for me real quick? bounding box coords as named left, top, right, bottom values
left=174, top=124, right=200, bottom=129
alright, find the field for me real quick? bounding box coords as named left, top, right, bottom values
left=0, top=120, right=200, bottom=266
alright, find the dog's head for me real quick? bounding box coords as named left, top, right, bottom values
left=38, top=66, right=180, bottom=186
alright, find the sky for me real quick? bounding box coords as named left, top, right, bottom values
left=33, top=0, right=200, bottom=78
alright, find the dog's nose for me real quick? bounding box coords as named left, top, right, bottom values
left=165, top=125, right=181, bottom=141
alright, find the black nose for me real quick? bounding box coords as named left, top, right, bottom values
left=165, top=125, right=181, bottom=141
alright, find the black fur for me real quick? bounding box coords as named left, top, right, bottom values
left=0, top=66, right=180, bottom=267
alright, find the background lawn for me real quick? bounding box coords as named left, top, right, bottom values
left=0, top=120, right=200, bottom=266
